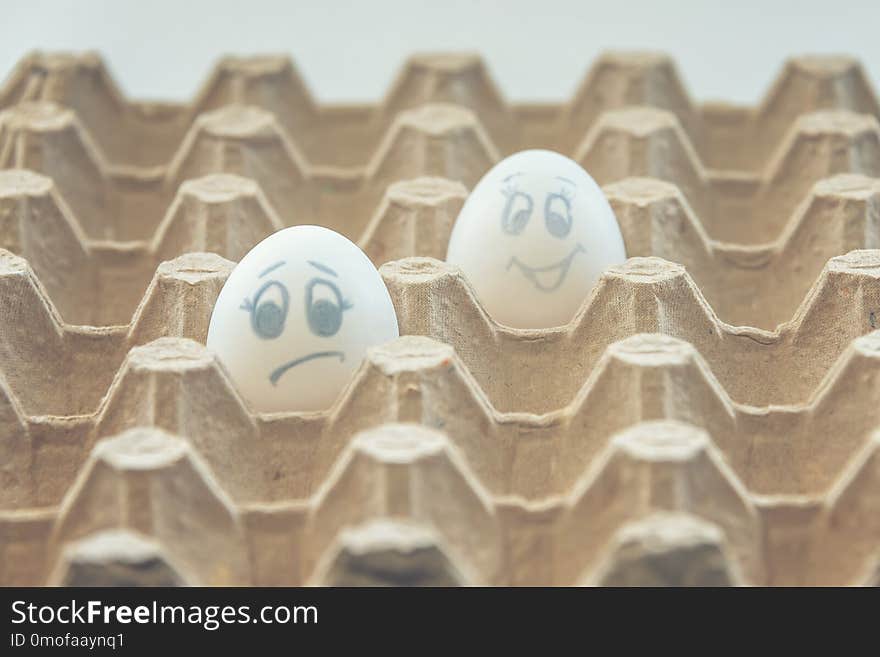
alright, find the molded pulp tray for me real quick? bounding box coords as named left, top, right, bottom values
left=1, top=51, right=879, bottom=586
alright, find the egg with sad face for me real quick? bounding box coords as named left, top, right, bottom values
left=207, top=226, right=399, bottom=412
left=446, top=150, right=627, bottom=329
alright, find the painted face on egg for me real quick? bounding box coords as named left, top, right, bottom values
left=207, top=225, right=399, bottom=413
left=500, top=170, right=584, bottom=292
left=446, top=150, right=627, bottom=329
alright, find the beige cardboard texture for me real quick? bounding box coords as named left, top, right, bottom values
left=1, top=51, right=879, bottom=586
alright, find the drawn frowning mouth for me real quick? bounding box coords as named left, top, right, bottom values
left=506, top=243, right=586, bottom=292
left=269, top=350, right=345, bottom=385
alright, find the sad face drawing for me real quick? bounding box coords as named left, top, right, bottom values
left=237, top=258, right=354, bottom=386
left=207, top=226, right=399, bottom=413
left=446, top=150, right=627, bottom=329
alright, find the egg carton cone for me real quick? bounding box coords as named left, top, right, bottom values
left=2, top=52, right=880, bottom=587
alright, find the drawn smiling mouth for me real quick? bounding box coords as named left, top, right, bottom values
left=269, top=351, right=345, bottom=385
left=506, top=243, right=586, bottom=292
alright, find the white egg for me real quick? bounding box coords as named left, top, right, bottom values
left=446, top=149, right=627, bottom=329
left=207, top=225, right=399, bottom=412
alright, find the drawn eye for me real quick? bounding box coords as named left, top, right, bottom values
left=501, top=189, right=534, bottom=235
left=305, top=278, right=352, bottom=337
left=241, top=280, right=289, bottom=339
left=544, top=192, right=572, bottom=238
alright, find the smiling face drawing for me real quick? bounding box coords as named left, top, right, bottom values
left=207, top=226, right=399, bottom=413
left=500, top=172, right=586, bottom=292
left=446, top=150, right=627, bottom=329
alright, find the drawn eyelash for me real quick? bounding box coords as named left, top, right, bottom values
left=547, top=191, right=572, bottom=213
left=559, top=186, right=573, bottom=202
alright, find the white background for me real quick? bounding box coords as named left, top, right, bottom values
left=2, top=0, right=879, bottom=106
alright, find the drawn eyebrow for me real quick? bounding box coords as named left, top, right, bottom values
left=308, top=260, right=338, bottom=277
left=555, top=176, right=576, bottom=186
left=502, top=172, right=524, bottom=182
left=259, top=260, right=286, bottom=277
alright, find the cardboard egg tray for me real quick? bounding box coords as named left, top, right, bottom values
left=1, top=51, right=880, bottom=587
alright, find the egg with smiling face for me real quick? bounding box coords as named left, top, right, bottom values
left=207, top=225, right=399, bottom=412
left=446, top=149, right=627, bottom=329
